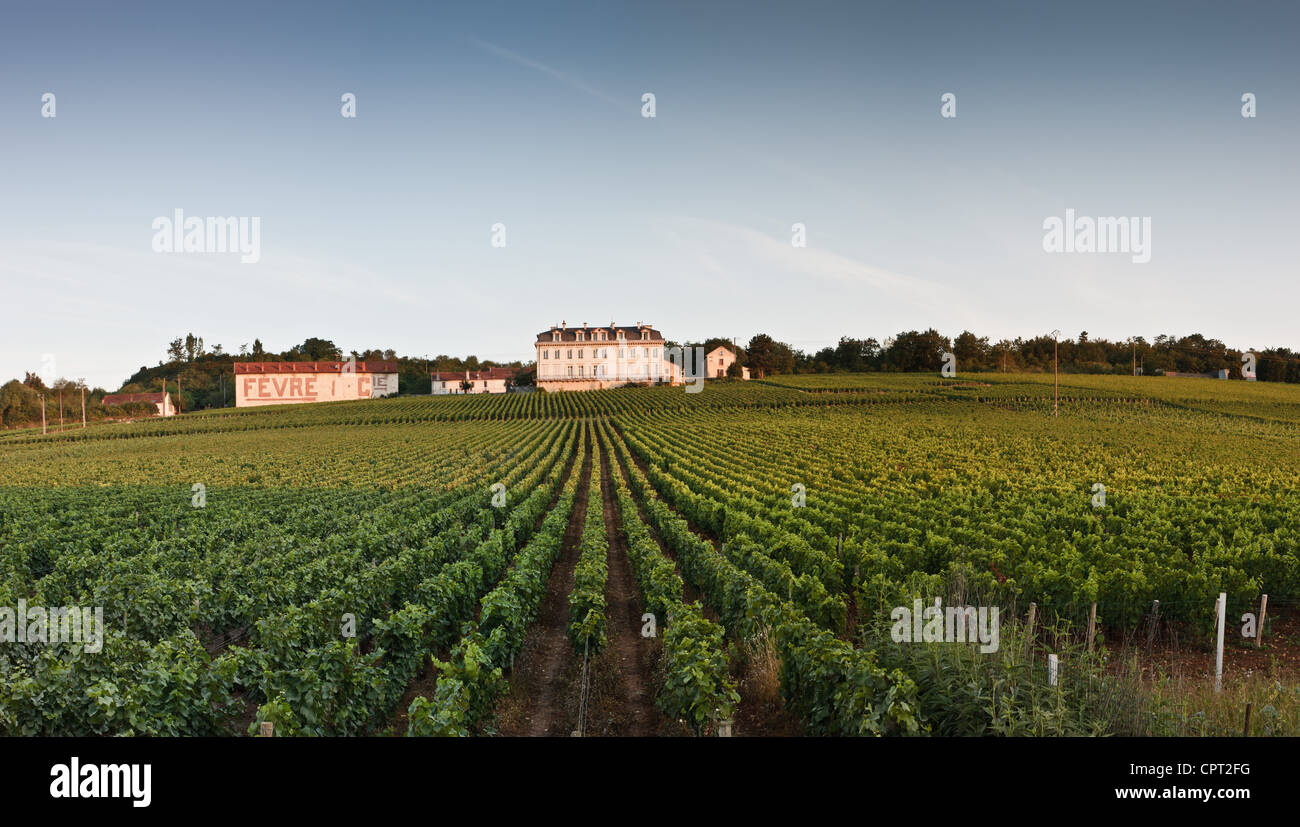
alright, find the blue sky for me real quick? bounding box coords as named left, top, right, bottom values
left=2, top=0, right=1297, bottom=388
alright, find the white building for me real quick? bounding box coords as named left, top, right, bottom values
left=705, top=345, right=749, bottom=379
left=101, top=392, right=176, bottom=417
left=233, top=361, right=399, bottom=407
left=432, top=368, right=516, bottom=394
left=535, top=321, right=682, bottom=391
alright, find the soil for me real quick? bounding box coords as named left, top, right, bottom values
left=579, top=435, right=662, bottom=736
left=495, top=429, right=593, bottom=736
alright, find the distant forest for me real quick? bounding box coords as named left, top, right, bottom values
left=2, top=329, right=1296, bottom=427
left=724, top=330, right=1300, bottom=383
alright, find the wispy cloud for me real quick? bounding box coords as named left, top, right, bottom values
left=469, top=37, right=630, bottom=111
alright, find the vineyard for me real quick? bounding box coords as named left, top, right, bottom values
left=1, top=374, right=1297, bottom=736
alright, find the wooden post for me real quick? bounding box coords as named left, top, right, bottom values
left=1146, top=600, right=1159, bottom=656
left=1243, top=703, right=1252, bottom=737
left=1048, top=653, right=1059, bottom=686
left=1256, top=595, right=1268, bottom=649
left=1025, top=603, right=1037, bottom=654
left=717, top=719, right=733, bottom=737
left=81, top=387, right=86, bottom=428
left=41, top=396, right=46, bottom=435
left=1214, top=592, right=1226, bottom=693
left=259, top=722, right=273, bottom=737
left=1087, top=602, right=1097, bottom=653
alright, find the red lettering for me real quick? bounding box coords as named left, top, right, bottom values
left=243, top=378, right=255, bottom=397
left=290, top=377, right=303, bottom=397
left=258, top=377, right=269, bottom=397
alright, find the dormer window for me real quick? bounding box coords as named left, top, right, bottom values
left=641, top=331, right=649, bottom=340
left=552, top=332, right=559, bottom=342
left=617, top=331, right=625, bottom=341
left=576, top=331, right=584, bottom=341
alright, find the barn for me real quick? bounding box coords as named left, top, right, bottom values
left=233, top=361, right=399, bottom=407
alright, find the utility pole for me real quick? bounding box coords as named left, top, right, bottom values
left=81, top=386, right=86, bottom=428
left=1051, top=330, right=1060, bottom=417
left=58, top=390, right=63, bottom=430
left=41, top=395, right=47, bottom=435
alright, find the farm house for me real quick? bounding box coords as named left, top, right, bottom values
left=100, top=391, right=176, bottom=417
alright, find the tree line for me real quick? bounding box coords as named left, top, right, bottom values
left=736, top=330, right=1299, bottom=382
left=0, top=335, right=528, bottom=426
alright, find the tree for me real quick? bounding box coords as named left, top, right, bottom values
left=883, top=329, right=950, bottom=372
left=746, top=334, right=778, bottom=378
left=292, top=338, right=341, bottom=361
left=953, top=331, right=990, bottom=370
left=252, top=339, right=265, bottom=357
left=167, top=338, right=185, bottom=363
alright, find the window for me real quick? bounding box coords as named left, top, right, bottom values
left=617, top=330, right=625, bottom=341
left=652, top=349, right=659, bottom=360
left=542, top=350, right=548, bottom=359
left=578, top=366, right=584, bottom=376
left=567, top=366, right=573, bottom=377
left=619, top=348, right=626, bottom=359
left=554, top=350, right=559, bottom=359
left=578, top=350, right=584, bottom=359
left=642, top=331, right=649, bottom=340
left=552, top=332, right=559, bottom=342
left=567, top=349, right=572, bottom=359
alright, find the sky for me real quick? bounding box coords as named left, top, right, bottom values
left=1, top=0, right=1297, bottom=389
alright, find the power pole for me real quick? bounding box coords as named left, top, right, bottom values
left=1132, top=340, right=1136, bottom=377
left=42, top=395, right=47, bottom=435
left=81, top=386, right=86, bottom=428
left=1051, top=330, right=1060, bottom=417
left=58, top=390, right=63, bottom=430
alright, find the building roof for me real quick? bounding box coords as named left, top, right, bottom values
left=536, top=322, right=664, bottom=344
left=233, top=361, right=398, bottom=375
left=706, top=345, right=736, bottom=357
left=433, top=368, right=516, bottom=382
left=102, top=392, right=168, bottom=405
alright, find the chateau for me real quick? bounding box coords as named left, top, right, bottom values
left=535, top=321, right=682, bottom=391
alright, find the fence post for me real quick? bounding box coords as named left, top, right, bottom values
left=1146, top=600, right=1159, bottom=656
left=259, top=722, right=274, bottom=738
left=1087, top=602, right=1097, bottom=653
left=1214, top=592, right=1226, bottom=693
left=1025, top=603, right=1037, bottom=654
left=1047, top=653, right=1059, bottom=686
left=1243, top=703, right=1252, bottom=737
left=1256, top=595, right=1268, bottom=649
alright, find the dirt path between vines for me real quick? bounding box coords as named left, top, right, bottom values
left=608, top=423, right=803, bottom=736
left=586, top=435, right=660, bottom=736
left=497, top=428, right=592, bottom=736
